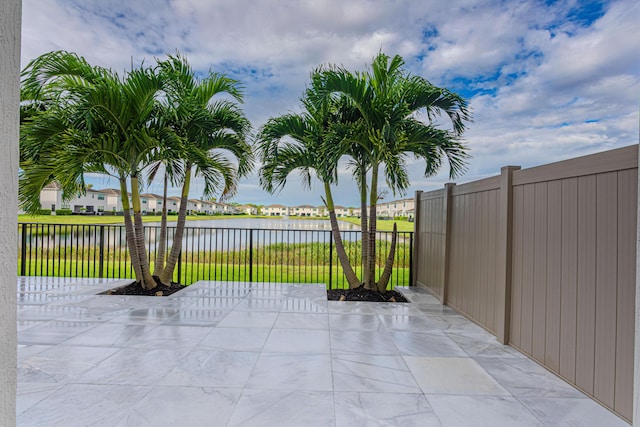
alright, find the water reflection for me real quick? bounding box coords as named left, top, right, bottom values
left=20, top=218, right=364, bottom=254
left=146, top=217, right=360, bottom=231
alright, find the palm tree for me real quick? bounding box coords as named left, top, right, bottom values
left=155, top=54, right=252, bottom=286
left=257, top=94, right=362, bottom=288
left=20, top=51, right=163, bottom=289
left=311, top=52, right=471, bottom=292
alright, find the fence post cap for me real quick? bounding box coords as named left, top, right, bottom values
left=501, top=165, right=521, bottom=173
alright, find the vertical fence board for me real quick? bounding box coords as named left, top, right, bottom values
left=470, top=192, right=479, bottom=321
left=460, top=194, right=470, bottom=312
left=489, top=189, right=499, bottom=333
left=510, top=185, right=524, bottom=348
left=594, top=172, right=619, bottom=407
left=576, top=174, right=597, bottom=394
left=615, top=168, right=637, bottom=418
left=479, top=193, right=489, bottom=328
left=560, top=177, right=579, bottom=382
left=520, top=184, right=536, bottom=354
left=449, top=196, right=460, bottom=308
left=532, top=182, right=548, bottom=363
left=545, top=180, right=562, bottom=372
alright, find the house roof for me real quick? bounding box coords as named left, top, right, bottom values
left=97, top=188, right=121, bottom=195
left=140, top=193, right=164, bottom=199
left=43, top=182, right=62, bottom=190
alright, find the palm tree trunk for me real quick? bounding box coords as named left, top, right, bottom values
left=324, top=181, right=360, bottom=288
left=120, top=177, right=144, bottom=286
left=359, top=165, right=369, bottom=287
left=159, top=165, right=191, bottom=285
left=376, top=223, right=397, bottom=293
left=153, top=173, right=168, bottom=277
left=365, top=163, right=379, bottom=290
left=131, top=175, right=156, bottom=290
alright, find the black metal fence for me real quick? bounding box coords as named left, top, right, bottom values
left=18, top=223, right=414, bottom=289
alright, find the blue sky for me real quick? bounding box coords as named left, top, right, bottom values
left=21, top=0, right=639, bottom=206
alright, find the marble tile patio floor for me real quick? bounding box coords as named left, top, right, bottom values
left=15, top=277, right=629, bottom=426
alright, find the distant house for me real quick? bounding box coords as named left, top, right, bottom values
left=97, top=189, right=122, bottom=213
left=236, top=205, right=257, bottom=215
left=39, top=184, right=123, bottom=214
left=261, top=204, right=289, bottom=216
left=187, top=199, right=201, bottom=214
left=394, top=198, right=414, bottom=217
left=376, top=198, right=414, bottom=218
left=37, top=184, right=378, bottom=219
left=216, top=202, right=238, bottom=215
left=334, top=206, right=352, bottom=217
left=167, top=196, right=181, bottom=213
left=290, top=204, right=317, bottom=216
left=140, top=193, right=164, bottom=214
left=39, top=182, right=63, bottom=212
left=199, top=200, right=215, bottom=215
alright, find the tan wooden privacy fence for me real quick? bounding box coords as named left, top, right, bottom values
left=413, top=144, right=638, bottom=422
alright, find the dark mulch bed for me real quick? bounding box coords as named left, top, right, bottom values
left=327, top=285, right=408, bottom=302
left=99, top=279, right=187, bottom=297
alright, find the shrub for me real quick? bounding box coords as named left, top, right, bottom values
left=54, top=209, right=73, bottom=215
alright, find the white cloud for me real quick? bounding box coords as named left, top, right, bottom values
left=20, top=0, right=640, bottom=207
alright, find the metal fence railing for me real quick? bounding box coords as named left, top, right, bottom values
left=18, top=223, right=414, bottom=289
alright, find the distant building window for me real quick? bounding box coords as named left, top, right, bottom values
left=97, top=195, right=105, bottom=200
left=142, top=200, right=147, bottom=204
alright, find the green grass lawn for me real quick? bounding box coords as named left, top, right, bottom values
left=338, top=217, right=414, bottom=232
left=18, top=213, right=414, bottom=231
left=19, top=258, right=410, bottom=289
left=19, top=239, right=412, bottom=289
left=17, top=214, right=270, bottom=225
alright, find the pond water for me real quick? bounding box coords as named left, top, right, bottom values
left=145, top=217, right=360, bottom=231
left=22, top=217, right=366, bottom=253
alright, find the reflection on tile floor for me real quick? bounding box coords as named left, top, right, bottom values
left=16, top=278, right=629, bottom=426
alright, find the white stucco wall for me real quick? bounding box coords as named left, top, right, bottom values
left=39, top=188, right=62, bottom=211
left=0, top=0, right=20, bottom=423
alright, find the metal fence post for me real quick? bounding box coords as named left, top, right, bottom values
left=177, top=249, right=182, bottom=284
left=20, top=223, right=27, bottom=276
left=412, top=191, right=422, bottom=287
left=408, top=232, right=413, bottom=286
left=98, top=225, right=105, bottom=278
left=249, top=229, right=254, bottom=282
left=329, top=231, right=333, bottom=289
